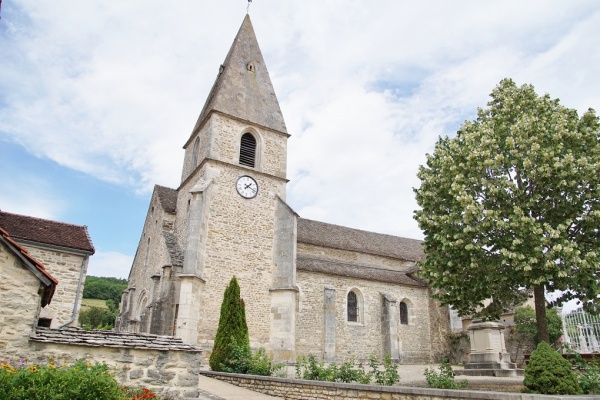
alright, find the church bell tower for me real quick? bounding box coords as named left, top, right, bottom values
left=173, top=15, right=297, bottom=361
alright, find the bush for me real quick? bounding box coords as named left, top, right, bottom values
left=445, top=331, right=470, bottom=365
left=0, top=358, right=158, bottom=399
left=295, top=354, right=397, bottom=385
left=523, top=341, right=582, bottom=394
left=209, top=276, right=251, bottom=372
left=218, top=339, right=283, bottom=376
left=562, top=346, right=600, bottom=394
left=424, top=357, right=468, bottom=389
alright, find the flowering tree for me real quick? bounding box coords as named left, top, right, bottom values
left=414, top=78, right=600, bottom=342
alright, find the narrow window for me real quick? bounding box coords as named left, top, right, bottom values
left=239, top=133, right=257, bottom=167
left=192, top=137, right=200, bottom=168
left=347, top=291, right=358, bottom=322
left=400, top=301, right=408, bottom=325
left=37, top=318, right=52, bottom=328
left=144, top=238, right=150, bottom=267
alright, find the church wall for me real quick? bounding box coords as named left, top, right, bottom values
left=0, top=241, right=42, bottom=352
left=192, top=165, right=286, bottom=352
left=209, top=113, right=288, bottom=179
left=296, top=270, right=433, bottom=363
left=181, top=119, right=212, bottom=183
left=23, top=245, right=88, bottom=328
left=298, top=243, right=416, bottom=273
left=120, top=193, right=178, bottom=333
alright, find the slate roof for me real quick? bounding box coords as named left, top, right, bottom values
left=0, top=211, right=95, bottom=254
left=186, top=14, right=287, bottom=147
left=0, top=227, right=58, bottom=306
left=154, top=185, right=177, bottom=213
left=163, top=231, right=184, bottom=267
left=297, top=256, right=426, bottom=287
left=31, top=327, right=202, bottom=352
left=297, top=218, right=424, bottom=262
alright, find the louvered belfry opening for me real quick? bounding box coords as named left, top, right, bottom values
left=239, top=132, right=257, bottom=167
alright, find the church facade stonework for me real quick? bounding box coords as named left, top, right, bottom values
left=116, top=15, right=450, bottom=363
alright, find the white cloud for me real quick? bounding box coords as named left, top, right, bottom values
left=87, top=251, right=134, bottom=280
left=1, top=0, right=599, bottom=246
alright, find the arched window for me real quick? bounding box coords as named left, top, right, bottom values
left=347, top=291, right=358, bottom=322
left=191, top=137, right=200, bottom=169
left=399, top=301, right=409, bottom=325
left=239, top=132, right=257, bottom=167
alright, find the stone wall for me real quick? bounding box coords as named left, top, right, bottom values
left=5, top=328, right=203, bottom=399
left=296, top=270, right=434, bottom=363
left=201, top=371, right=584, bottom=400
left=0, top=241, right=42, bottom=352
left=24, top=245, right=88, bottom=327
left=119, top=188, right=180, bottom=336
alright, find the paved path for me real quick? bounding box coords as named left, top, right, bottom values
left=189, top=365, right=524, bottom=400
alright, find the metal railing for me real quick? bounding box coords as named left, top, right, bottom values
left=562, top=309, right=600, bottom=353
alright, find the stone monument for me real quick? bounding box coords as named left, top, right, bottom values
left=461, top=320, right=523, bottom=377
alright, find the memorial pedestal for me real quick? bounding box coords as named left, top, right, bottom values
left=459, top=320, right=523, bottom=377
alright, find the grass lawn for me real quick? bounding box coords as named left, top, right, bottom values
left=81, top=298, right=108, bottom=310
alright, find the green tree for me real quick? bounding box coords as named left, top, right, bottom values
left=209, top=276, right=251, bottom=371
left=414, top=78, right=600, bottom=343
left=514, top=305, right=563, bottom=345
left=83, top=276, right=127, bottom=305
left=79, top=306, right=118, bottom=330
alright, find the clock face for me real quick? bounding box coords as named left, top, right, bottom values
left=236, top=175, right=258, bottom=199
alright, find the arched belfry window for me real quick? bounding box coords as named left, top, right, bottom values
left=347, top=291, right=358, bottom=322
left=239, top=132, right=257, bottom=167
left=400, top=301, right=409, bottom=325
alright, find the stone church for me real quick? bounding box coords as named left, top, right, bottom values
left=116, top=15, right=450, bottom=363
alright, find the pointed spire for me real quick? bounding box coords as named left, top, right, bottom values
left=190, top=15, right=287, bottom=138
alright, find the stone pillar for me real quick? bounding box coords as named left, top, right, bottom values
left=462, top=320, right=521, bottom=377
left=270, top=198, right=298, bottom=362
left=381, top=293, right=400, bottom=362
left=150, top=273, right=161, bottom=303
left=176, top=275, right=205, bottom=344
left=269, top=288, right=297, bottom=362
left=182, top=190, right=204, bottom=276
left=324, top=286, right=336, bottom=363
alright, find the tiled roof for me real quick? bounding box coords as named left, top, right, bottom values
left=297, top=256, right=426, bottom=287
left=297, top=218, right=424, bottom=262
left=31, top=327, right=202, bottom=352
left=154, top=185, right=177, bottom=213
left=0, top=227, right=58, bottom=306
left=0, top=211, right=95, bottom=254
left=163, top=231, right=184, bottom=267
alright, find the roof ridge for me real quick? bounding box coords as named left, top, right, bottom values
left=0, top=210, right=88, bottom=230
left=298, top=217, right=423, bottom=242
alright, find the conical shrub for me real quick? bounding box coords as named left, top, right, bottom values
left=523, top=341, right=582, bottom=395
left=209, top=276, right=251, bottom=371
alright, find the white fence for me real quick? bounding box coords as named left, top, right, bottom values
left=562, top=309, right=600, bottom=353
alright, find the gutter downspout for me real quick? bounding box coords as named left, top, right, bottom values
left=58, top=256, right=87, bottom=328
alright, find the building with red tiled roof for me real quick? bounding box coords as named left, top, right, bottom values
left=0, top=227, right=59, bottom=351
left=0, top=210, right=95, bottom=328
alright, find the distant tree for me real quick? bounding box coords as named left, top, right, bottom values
left=414, top=78, right=600, bottom=343
left=79, top=306, right=118, bottom=330
left=514, top=305, right=563, bottom=345
left=83, top=276, right=128, bottom=305
left=209, top=276, right=251, bottom=371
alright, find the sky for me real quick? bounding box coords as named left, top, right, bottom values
left=1, top=0, right=599, bottom=294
